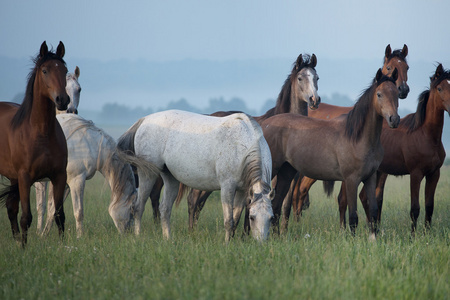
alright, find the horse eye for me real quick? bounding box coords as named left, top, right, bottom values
left=298, top=77, right=302, bottom=81
left=42, top=69, right=47, bottom=74
left=377, top=92, right=381, bottom=98
left=386, top=66, right=391, bottom=71
left=249, top=215, right=255, bottom=221
left=437, top=87, right=442, bottom=92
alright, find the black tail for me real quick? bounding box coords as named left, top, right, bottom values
left=0, top=183, right=19, bottom=207
left=322, top=181, right=335, bottom=197
left=117, top=118, right=145, bottom=155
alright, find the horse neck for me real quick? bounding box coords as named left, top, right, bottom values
left=351, top=99, right=384, bottom=148
left=31, top=84, right=57, bottom=133
left=422, top=92, right=445, bottom=143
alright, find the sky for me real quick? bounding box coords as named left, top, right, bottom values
left=1, top=0, right=449, bottom=112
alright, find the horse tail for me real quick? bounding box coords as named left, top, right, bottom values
left=117, top=118, right=161, bottom=179
left=322, top=180, right=335, bottom=198
left=0, top=183, right=19, bottom=207
left=175, top=184, right=191, bottom=207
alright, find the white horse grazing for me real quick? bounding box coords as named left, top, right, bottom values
left=36, top=114, right=137, bottom=237
left=57, top=66, right=81, bottom=114
left=118, top=110, right=274, bottom=241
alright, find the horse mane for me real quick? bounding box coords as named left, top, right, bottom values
left=402, top=65, right=450, bottom=133
left=345, top=74, right=395, bottom=142
left=262, top=54, right=316, bottom=117
left=11, top=50, right=66, bottom=130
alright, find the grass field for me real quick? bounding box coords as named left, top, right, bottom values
left=0, top=167, right=449, bottom=299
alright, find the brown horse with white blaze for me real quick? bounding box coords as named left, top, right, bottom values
left=0, top=41, right=69, bottom=246
left=262, top=69, right=399, bottom=237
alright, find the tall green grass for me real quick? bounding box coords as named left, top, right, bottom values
left=1, top=167, right=449, bottom=299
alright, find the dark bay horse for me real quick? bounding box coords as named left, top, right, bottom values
left=349, top=64, right=450, bottom=234
left=148, top=53, right=320, bottom=229
left=261, top=69, right=399, bottom=237
left=0, top=41, right=69, bottom=246
left=289, top=44, right=410, bottom=221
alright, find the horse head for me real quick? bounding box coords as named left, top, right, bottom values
left=375, top=68, right=400, bottom=128
left=36, top=41, right=70, bottom=111
left=383, top=44, right=409, bottom=99
left=431, top=64, right=450, bottom=117
left=65, top=66, right=81, bottom=114
left=292, top=53, right=321, bottom=110
left=248, top=187, right=274, bottom=241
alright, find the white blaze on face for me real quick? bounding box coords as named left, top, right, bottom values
left=447, top=80, right=450, bottom=85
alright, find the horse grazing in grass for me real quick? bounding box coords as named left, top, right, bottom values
left=261, top=69, right=399, bottom=238
left=164, top=53, right=320, bottom=230
left=118, top=110, right=274, bottom=242
left=35, top=114, right=137, bottom=237
left=0, top=41, right=69, bottom=246
left=346, top=64, right=450, bottom=234
left=289, top=44, right=410, bottom=221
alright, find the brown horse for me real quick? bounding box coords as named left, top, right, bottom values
left=347, top=64, right=450, bottom=234
left=0, top=41, right=69, bottom=246
left=148, top=53, right=321, bottom=229
left=289, top=44, right=410, bottom=221
left=262, top=69, right=399, bottom=237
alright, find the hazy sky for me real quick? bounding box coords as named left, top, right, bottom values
left=1, top=0, right=448, bottom=62
left=1, top=1, right=449, bottom=112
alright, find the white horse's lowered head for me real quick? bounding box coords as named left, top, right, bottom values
left=57, top=66, right=81, bottom=114
left=117, top=110, right=274, bottom=242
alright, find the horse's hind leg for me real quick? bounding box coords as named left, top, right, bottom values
left=35, top=182, right=48, bottom=235
left=424, top=170, right=440, bottom=230
left=272, top=163, right=297, bottom=235
left=191, top=190, right=212, bottom=229
left=5, top=182, right=20, bottom=241
left=281, top=177, right=296, bottom=233
left=159, top=172, right=180, bottom=239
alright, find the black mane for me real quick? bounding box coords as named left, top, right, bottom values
left=345, top=75, right=396, bottom=141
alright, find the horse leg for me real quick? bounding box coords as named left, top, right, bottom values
left=35, top=181, right=48, bottom=235
left=232, top=190, right=247, bottom=234
left=424, top=170, right=440, bottom=230
left=134, top=171, right=156, bottom=235
left=281, top=177, right=296, bottom=233
left=67, top=174, right=86, bottom=238
left=149, top=176, right=163, bottom=223
left=159, top=172, right=180, bottom=240
left=272, top=163, right=297, bottom=235
left=344, top=179, right=358, bottom=235
left=409, top=172, right=424, bottom=235
left=220, top=184, right=237, bottom=242
left=337, top=183, right=347, bottom=228
left=363, top=173, right=378, bottom=240
left=17, top=174, right=32, bottom=246
left=375, top=172, right=388, bottom=222
left=193, top=190, right=212, bottom=227
left=51, top=174, right=67, bottom=239
left=5, top=181, right=20, bottom=241
left=297, top=176, right=315, bottom=219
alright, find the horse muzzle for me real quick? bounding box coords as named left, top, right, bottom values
left=55, top=94, right=70, bottom=111
left=308, top=96, right=321, bottom=110
left=398, top=84, right=410, bottom=99
left=388, top=115, right=400, bottom=128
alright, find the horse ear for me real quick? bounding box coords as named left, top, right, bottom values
left=269, top=189, right=275, bottom=200
left=39, top=41, right=48, bottom=58
left=310, top=54, right=317, bottom=68
left=375, top=68, right=383, bottom=82
left=434, top=64, right=444, bottom=79
left=56, top=41, right=65, bottom=58
left=75, top=66, right=80, bottom=78
left=391, top=67, right=398, bottom=82
left=385, top=44, right=392, bottom=59
left=296, top=54, right=303, bottom=70
left=402, top=44, right=408, bottom=57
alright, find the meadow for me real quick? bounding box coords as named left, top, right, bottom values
left=0, top=167, right=449, bottom=300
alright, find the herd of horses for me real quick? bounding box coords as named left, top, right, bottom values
left=0, top=41, right=449, bottom=247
